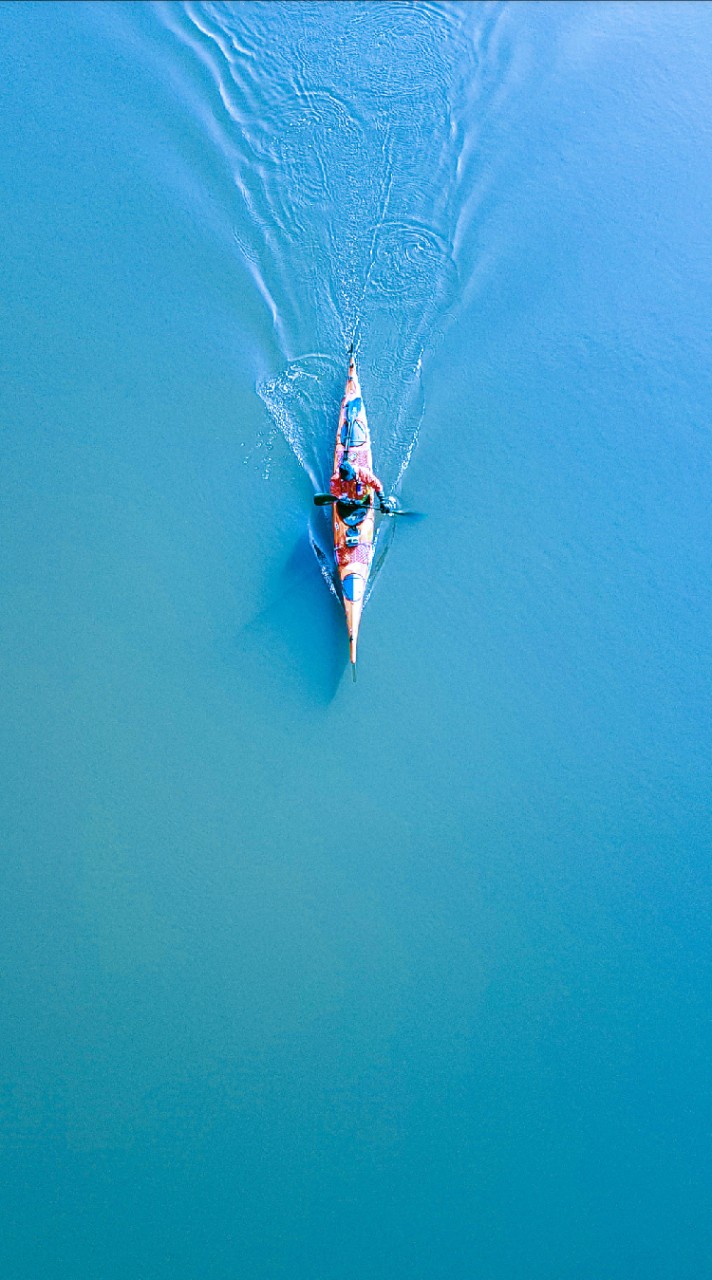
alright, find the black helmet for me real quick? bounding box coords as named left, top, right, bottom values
left=339, top=459, right=356, bottom=482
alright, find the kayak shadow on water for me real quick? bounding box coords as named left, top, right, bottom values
left=234, top=532, right=349, bottom=703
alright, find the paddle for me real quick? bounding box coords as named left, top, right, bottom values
left=312, top=493, right=423, bottom=518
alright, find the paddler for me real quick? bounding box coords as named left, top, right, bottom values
left=330, top=458, right=395, bottom=514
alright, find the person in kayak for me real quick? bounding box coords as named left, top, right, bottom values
left=330, top=458, right=394, bottom=513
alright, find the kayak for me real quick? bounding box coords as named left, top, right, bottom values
left=333, top=354, right=376, bottom=673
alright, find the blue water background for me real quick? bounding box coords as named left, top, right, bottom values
left=1, top=2, right=710, bottom=1276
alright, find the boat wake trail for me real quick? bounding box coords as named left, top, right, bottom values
left=119, top=0, right=517, bottom=583
left=256, top=355, right=342, bottom=491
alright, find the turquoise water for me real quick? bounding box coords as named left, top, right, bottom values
left=1, top=2, right=711, bottom=1275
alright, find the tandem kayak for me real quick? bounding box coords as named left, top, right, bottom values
left=333, top=354, right=377, bottom=673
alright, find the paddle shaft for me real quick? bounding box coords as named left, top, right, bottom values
left=312, top=494, right=420, bottom=518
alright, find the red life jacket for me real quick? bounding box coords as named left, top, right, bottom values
left=330, top=465, right=383, bottom=502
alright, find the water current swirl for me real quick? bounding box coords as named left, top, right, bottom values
left=108, top=0, right=515, bottom=587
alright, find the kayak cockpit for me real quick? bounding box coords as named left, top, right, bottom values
left=337, top=502, right=369, bottom=525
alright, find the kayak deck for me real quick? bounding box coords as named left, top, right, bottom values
left=332, top=356, right=376, bottom=669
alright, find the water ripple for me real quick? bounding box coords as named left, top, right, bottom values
left=116, top=0, right=517, bottom=571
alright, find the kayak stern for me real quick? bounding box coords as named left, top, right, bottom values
left=347, top=602, right=362, bottom=667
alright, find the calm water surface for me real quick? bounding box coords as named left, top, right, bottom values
left=1, top=3, right=710, bottom=1277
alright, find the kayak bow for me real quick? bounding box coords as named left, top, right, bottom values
left=332, top=354, right=377, bottom=673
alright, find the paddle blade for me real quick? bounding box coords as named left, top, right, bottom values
left=313, top=493, right=336, bottom=506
